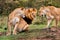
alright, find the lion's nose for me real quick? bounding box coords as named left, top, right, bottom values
left=45, top=15, right=46, bottom=17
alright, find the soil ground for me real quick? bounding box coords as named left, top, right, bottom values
left=0, top=26, right=60, bottom=40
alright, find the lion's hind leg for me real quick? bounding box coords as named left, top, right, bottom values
left=13, top=22, right=19, bottom=35
left=6, top=22, right=12, bottom=36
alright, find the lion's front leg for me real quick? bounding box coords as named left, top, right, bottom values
left=46, top=19, right=52, bottom=28
left=13, top=23, right=18, bottom=35
left=55, top=18, right=59, bottom=27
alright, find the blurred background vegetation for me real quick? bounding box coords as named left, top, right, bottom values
left=0, top=0, right=60, bottom=15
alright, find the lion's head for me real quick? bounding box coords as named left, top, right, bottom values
left=25, top=8, right=37, bottom=20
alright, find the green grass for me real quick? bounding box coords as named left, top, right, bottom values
left=0, top=16, right=56, bottom=40
left=0, top=24, right=46, bottom=40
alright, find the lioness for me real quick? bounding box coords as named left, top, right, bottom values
left=39, top=6, right=60, bottom=28
left=7, top=7, right=37, bottom=35
left=7, top=7, right=26, bottom=35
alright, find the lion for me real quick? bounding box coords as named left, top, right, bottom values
left=17, top=8, right=37, bottom=33
left=39, top=6, right=60, bottom=28
left=7, top=7, right=37, bottom=35
left=7, top=7, right=26, bottom=35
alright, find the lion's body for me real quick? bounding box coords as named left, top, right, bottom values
left=7, top=7, right=27, bottom=35
left=39, top=6, right=60, bottom=28
left=8, top=8, right=25, bottom=22
left=47, top=6, right=60, bottom=17
left=17, top=17, right=28, bottom=32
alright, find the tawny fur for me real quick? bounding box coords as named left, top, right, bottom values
left=39, top=6, right=60, bottom=28
left=7, top=7, right=27, bottom=35
left=7, top=7, right=37, bottom=35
